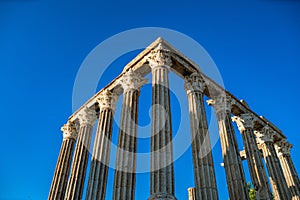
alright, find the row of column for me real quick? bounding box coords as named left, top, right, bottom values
left=49, top=49, right=300, bottom=200
left=208, top=95, right=300, bottom=200
left=232, top=113, right=272, bottom=200
left=207, top=97, right=250, bottom=200
left=275, top=141, right=300, bottom=200
left=48, top=45, right=178, bottom=200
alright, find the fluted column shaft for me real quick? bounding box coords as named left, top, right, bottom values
left=64, top=107, right=97, bottom=200
left=276, top=140, right=300, bottom=200
left=256, top=127, right=291, bottom=200
left=232, top=114, right=272, bottom=200
left=148, top=45, right=176, bottom=200
left=49, top=122, right=77, bottom=200
left=207, top=96, right=249, bottom=200
left=86, top=90, right=118, bottom=200
left=185, top=73, right=218, bottom=200
left=113, top=69, right=147, bottom=200
left=188, top=187, right=196, bottom=200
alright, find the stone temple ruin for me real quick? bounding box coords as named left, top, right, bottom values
left=49, top=38, right=300, bottom=200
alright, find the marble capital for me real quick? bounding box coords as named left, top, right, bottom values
left=96, top=89, right=118, bottom=111
left=207, top=94, right=232, bottom=114
left=254, top=126, right=274, bottom=145
left=232, top=113, right=254, bottom=133
left=77, top=107, right=97, bottom=126
left=61, top=121, right=77, bottom=140
left=275, top=140, right=292, bottom=156
left=118, top=69, right=147, bottom=92
left=184, top=72, right=205, bottom=94
left=147, top=43, right=172, bottom=71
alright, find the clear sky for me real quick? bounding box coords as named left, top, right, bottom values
left=1, top=0, right=300, bottom=199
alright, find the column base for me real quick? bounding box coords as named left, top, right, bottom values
left=148, top=193, right=177, bottom=200
left=257, top=188, right=272, bottom=200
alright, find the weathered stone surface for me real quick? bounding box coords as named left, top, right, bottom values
left=232, top=113, right=272, bottom=200
left=208, top=95, right=249, bottom=200
left=185, top=73, right=218, bottom=200
left=276, top=140, right=300, bottom=200
left=48, top=121, right=77, bottom=200
left=64, top=107, right=97, bottom=200
left=113, top=69, right=147, bottom=200
left=48, top=38, right=300, bottom=200
left=188, top=187, right=196, bottom=200
left=86, top=90, right=118, bottom=200
left=256, top=126, right=291, bottom=200
left=148, top=46, right=176, bottom=200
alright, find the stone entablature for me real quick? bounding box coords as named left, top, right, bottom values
left=68, top=38, right=284, bottom=141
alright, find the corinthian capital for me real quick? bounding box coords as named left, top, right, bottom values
left=147, top=43, right=172, bottom=70
left=96, top=90, right=118, bottom=111
left=184, top=72, right=205, bottom=94
left=77, top=107, right=97, bottom=126
left=254, top=126, right=274, bottom=145
left=207, top=94, right=232, bottom=114
left=118, top=68, right=148, bottom=92
left=275, top=140, right=292, bottom=156
left=61, top=121, right=77, bottom=140
left=232, top=113, right=254, bottom=133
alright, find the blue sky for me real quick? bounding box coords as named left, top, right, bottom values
left=1, top=0, right=300, bottom=199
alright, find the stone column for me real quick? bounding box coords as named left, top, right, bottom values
left=255, top=126, right=291, bottom=200
left=275, top=140, right=300, bottom=200
left=113, top=69, right=147, bottom=200
left=86, top=90, right=118, bottom=200
left=48, top=121, right=77, bottom=200
left=207, top=95, right=249, bottom=200
left=188, top=187, right=196, bottom=200
left=185, top=73, right=218, bottom=200
left=148, top=44, right=176, bottom=200
left=64, top=107, right=97, bottom=200
left=232, top=113, right=272, bottom=200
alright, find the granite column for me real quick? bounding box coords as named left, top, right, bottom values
left=255, top=126, right=290, bottom=200
left=232, top=113, right=272, bottom=200
left=113, top=69, right=147, bottom=200
left=207, top=96, right=249, bottom=200
left=185, top=73, right=218, bottom=200
left=48, top=121, right=77, bottom=200
left=86, top=90, right=118, bottom=200
left=64, top=107, right=97, bottom=200
left=148, top=44, right=176, bottom=200
left=275, top=140, right=300, bottom=200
